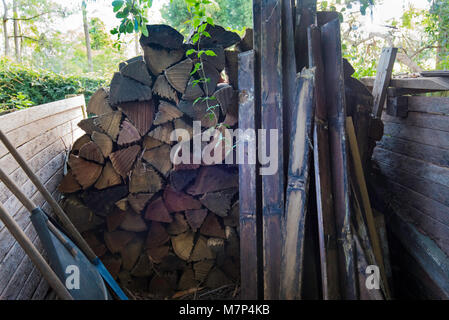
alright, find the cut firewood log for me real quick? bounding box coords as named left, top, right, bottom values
left=173, top=149, right=201, bottom=171
left=182, top=77, right=204, bottom=101
left=94, top=161, right=122, bottom=190
left=68, top=154, right=103, bottom=189
left=173, top=118, right=193, bottom=141
left=200, top=213, right=225, bottom=239
left=214, top=84, right=237, bottom=116
left=87, top=87, right=113, bottom=115
left=153, top=75, right=179, bottom=104
left=129, top=160, right=162, bottom=193
left=109, top=72, right=152, bottom=106
left=238, top=28, right=253, bottom=52
left=199, top=46, right=225, bottom=71
left=81, top=185, right=128, bottom=215
left=167, top=213, right=189, bottom=235
left=109, top=145, right=141, bottom=178
left=106, top=208, right=126, bottom=232
left=94, top=111, right=122, bottom=141
left=191, top=24, right=240, bottom=49
left=147, top=245, right=169, bottom=264
left=71, top=134, right=91, bottom=154
left=119, top=100, right=155, bottom=136
left=115, top=198, right=128, bottom=211
left=164, top=185, right=202, bottom=212
left=121, top=236, right=145, bottom=271
left=140, top=24, right=184, bottom=50
left=79, top=141, right=104, bottom=164
left=83, top=231, right=107, bottom=257
left=142, top=46, right=185, bottom=76
left=221, top=257, right=240, bottom=281
left=145, top=222, right=170, bottom=248
left=131, top=254, right=153, bottom=277
left=148, top=275, right=175, bottom=298
left=143, top=144, right=172, bottom=176
left=171, top=231, right=195, bottom=261
left=200, top=188, right=237, bottom=217
left=225, top=226, right=239, bottom=259
left=177, top=99, right=218, bottom=128
left=78, top=117, right=100, bottom=135
left=178, top=268, right=198, bottom=290
left=223, top=112, right=238, bottom=127
left=187, top=166, right=238, bottom=195
left=225, top=49, right=239, bottom=88
left=158, top=253, right=186, bottom=272
left=58, top=171, right=81, bottom=193
left=207, top=237, right=225, bottom=254
left=120, top=210, right=148, bottom=232
left=91, top=131, right=113, bottom=158
left=148, top=122, right=174, bottom=144
left=223, top=201, right=239, bottom=228
left=143, top=135, right=163, bottom=150
left=120, top=57, right=153, bottom=87
left=194, top=260, right=214, bottom=282
left=104, top=230, right=135, bottom=253
left=185, top=209, right=208, bottom=232
left=170, top=169, right=197, bottom=191
left=118, top=270, right=148, bottom=293
left=165, top=58, right=193, bottom=93
left=190, top=236, right=215, bottom=262
left=205, top=267, right=232, bottom=289
left=128, top=193, right=153, bottom=214
left=200, top=61, right=220, bottom=95
left=62, top=195, right=103, bottom=233
left=145, top=196, right=173, bottom=223
left=117, top=119, right=141, bottom=146
left=102, top=254, right=122, bottom=279
left=153, top=101, right=183, bottom=125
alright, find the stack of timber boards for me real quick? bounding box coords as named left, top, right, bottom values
left=57, top=24, right=250, bottom=299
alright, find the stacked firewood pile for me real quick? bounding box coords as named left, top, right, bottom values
left=57, top=24, right=250, bottom=298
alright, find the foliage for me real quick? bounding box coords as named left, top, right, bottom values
left=90, top=17, right=114, bottom=50
left=0, top=58, right=106, bottom=113
left=424, top=0, right=449, bottom=69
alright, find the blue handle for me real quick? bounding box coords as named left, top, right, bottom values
left=93, top=257, right=128, bottom=300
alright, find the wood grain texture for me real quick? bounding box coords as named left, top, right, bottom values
left=371, top=47, right=397, bottom=118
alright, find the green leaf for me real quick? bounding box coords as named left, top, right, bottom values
left=186, top=49, right=196, bottom=56
left=203, top=31, right=211, bottom=38
left=204, top=50, right=216, bottom=57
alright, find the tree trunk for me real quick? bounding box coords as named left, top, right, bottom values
left=82, top=0, right=93, bottom=72
left=13, top=0, right=20, bottom=62
left=2, top=0, right=10, bottom=57
left=134, top=32, right=139, bottom=56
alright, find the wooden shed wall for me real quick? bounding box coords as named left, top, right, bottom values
left=0, top=96, right=86, bottom=300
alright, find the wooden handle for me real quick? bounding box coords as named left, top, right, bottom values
left=0, top=130, right=97, bottom=262
left=0, top=202, right=73, bottom=300
left=0, top=166, right=36, bottom=212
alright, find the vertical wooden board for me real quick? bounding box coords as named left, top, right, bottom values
left=294, top=0, right=316, bottom=71
left=371, top=47, right=397, bottom=118
left=321, top=19, right=357, bottom=299
left=237, top=50, right=259, bottom=300
left=260, top=0, right=284, bottom=300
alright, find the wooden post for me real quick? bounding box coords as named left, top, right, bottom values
left=260, top=0, right=284, bottom=300
left=371, top=47, right=397, bottom=119
left=294, top=0, right=317, bottom=71
left=321, top=18, right=358, bottom=299
left=280, top=68, right=315, bottom=299
left=238, top=50, right=260, bottom=300
left=308, top=25, right=341, bottom=300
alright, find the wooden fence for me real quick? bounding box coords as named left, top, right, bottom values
left=0, top=96, right=86, bottom=300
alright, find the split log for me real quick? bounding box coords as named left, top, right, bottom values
left=238, top=28, right=253, bottom=52
left=225, top=50, right=239, bottom=88
left=131, top=254, right=153, bottom=277
left=91, top=131, right=113, bottom=158
left=62, top=195, right=103, bottom=233
left=143, top=135, right=163, bottom=150
left=170, top=169, right=197, bottom=191
left=68, top=154, right=103, bottom=189
left=120, top=210, right=148, bottom=232
left=158, top=254, right=186, bottom=272
left=94, top=161, right=122, bottom=190
left=190, top=236, right=215, bottom=261
left=121, top=236, right=145, bottom=270
left=153, top=101, right=183, bottom=125
left=128, top=193, right=153, bottom=214
left=148, top=122, right=174, bottom=144
left=145, top=196, right=173, bottom=223
left=94, top=111, right=122, bottom=141
left=119, top=100, right=155, bottom=136
left=109, top=145, right=141, bottom=178
left=147, top=245, right=170, bottom=264
left=87, top=87, right=113, bottom=115
left=115, top=198, right=128, bottom=211
left=164, top=185, right=202, bottom=212
left=223, top=201, right=239, bottom=228
left=145, top=222, right=170, bottom=248
left=140, top=24, right=184, bottom=50
left=173, top=118, right=193, bottom=140
left=104, top=230, right=135, bottom=253
left=109, top=72, right=152, bottom=106
left=200, top=61, right=220, bottom=95
left=185, top=209, right=208, bottom=232
left=178, top=268, right=198, bottom=290
left=71, top=134, right=91, bottom=154
left=153, top=75, right=179, bottom=104
left=102, top=254, right=122, bottom=279
left=200, top=46, right=225, bottom=71
left=79, top=141, right=104, bottom=164
left=119, top=56, right=143, bottom=69
left=194, top=260, right=214, bottom=282
left=200, top=213, right=225, bottom=239
left=106, top=208, right=126, bottom=232
left=225, top=227, right=239, bottom=259
left=207, top=238, right=225, bottom=254
left=120, top=57, right=153, bottom=87
left=129, top=160, right=162, bottom=193
left=187, top=166, right=238, bottom=195
left=143, top=46, right=185, bottom=76
left=167, top=213, right=189, bottom=235
left=214, top=84, right=237, bottom=116
left=177, top=99, right=218, bottom=128
left=165, top=58, right=193, bottom=93
left=200, top=188, right=237, bottom=217
left=148, top=275, right=175, bottom=298
left=182, top=77, right=204, bottom=101
left=58, top=171, right=81, bottom=193
left=143, top=144, right=172, bottom=176
left=78, top=117, right=100, bottom=135
left=117, top=119, right=141, bottom=146
left=192, top=24, right=240, bottom=49
left=83, top=231, right=107, bottom=257
left=81, top=185, right=129, bottom=215
left=205, top=268, right=231, bottom=289
left=171, top=231, right=195, bottom=261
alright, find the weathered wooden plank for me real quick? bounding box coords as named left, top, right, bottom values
left=294, top=0, right=316, bottom=71
left=280, top=69, right=315, bottom=300
left=383, top=122, right=449, bottom=150
left=308, top=24, right=340, bottom=300
left=321, top=18, right=357, bottom=299
left=374, top=147, right=449, bottom=187
left=371, top=47, right=397, bottom=119
left=377, top=135, right=449, bottom=168
left=362, top=76, right=449, bottom=92
left=383, top=111, right=449, bottom=132
left=237, top=50, right=260, bottom=300
left=407, top=96, right=449, bottom=115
